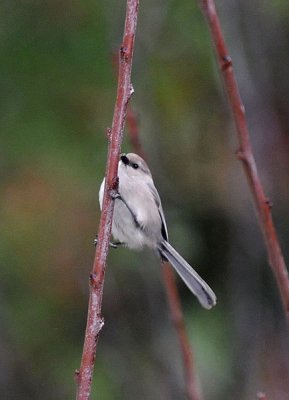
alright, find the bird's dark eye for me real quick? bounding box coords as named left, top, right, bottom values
left=132, top=163, right=139, bottom=169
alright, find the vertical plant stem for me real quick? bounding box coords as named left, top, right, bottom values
left=199, top=0, right=289, bottom=321
left=126, top=106, right=202, bottom=400
left=75, top=1, right=139, bottom=399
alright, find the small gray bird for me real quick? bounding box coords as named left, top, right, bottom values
left=99, top=153, right=216, bottom=309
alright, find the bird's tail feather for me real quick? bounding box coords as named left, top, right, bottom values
left=158, top=240, right=217, bottom=309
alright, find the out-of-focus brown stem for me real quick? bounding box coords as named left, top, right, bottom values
left=126, top=108, right=146, bottom=158
left=162, top=262, right=201, bottom=400
left=126, top=104, right=202, bottom=400
left=75, top=1, right=139, bottom=399
left=199, top=0, right=289, bottom=321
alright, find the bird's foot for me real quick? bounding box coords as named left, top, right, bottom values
left=94, top=236, right=123, bottom=248
left=109, top=190, right=122, bottom=200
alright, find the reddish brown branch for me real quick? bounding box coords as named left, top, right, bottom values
left=199, top=0, right=289, bottom=321
left=75, top=1, right=139, bottom=399
left=125, top=104, right=201, bottom=400
left=162, top=263, right=201, bottom=400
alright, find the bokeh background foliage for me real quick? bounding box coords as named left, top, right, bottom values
left=1, top=1, right=289, bottom=399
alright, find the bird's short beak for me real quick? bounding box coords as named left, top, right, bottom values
left=120, top=154, right=129, bottom=165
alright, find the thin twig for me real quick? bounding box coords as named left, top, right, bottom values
left=199, top=0, right=289, bottom=322
left=126, top=105, right=201, bottom=400
left=75, top=1, right=139, bottom=399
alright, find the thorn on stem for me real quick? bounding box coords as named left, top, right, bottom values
left=221, top=55, right=232, bottom=70
left=130, top=84, right=134, bottom=97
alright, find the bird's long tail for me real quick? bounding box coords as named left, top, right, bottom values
left=158, top=240, right=217, bottom=309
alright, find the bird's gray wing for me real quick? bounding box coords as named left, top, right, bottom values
left=147, top=182, right=169, bottom=241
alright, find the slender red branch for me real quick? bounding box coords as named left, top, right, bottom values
left=125, top=104, right=201, bottom=400
left=199, top=0, right=289, bottom=321
left=162, top=262, right=202, bottom=400
left=75, top=1, right=139, bottom=399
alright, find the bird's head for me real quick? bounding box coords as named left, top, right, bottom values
left=118, top=153, right=151, bottom=179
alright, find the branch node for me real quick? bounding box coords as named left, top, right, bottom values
left=265, top=198, right=273, bottom=209
left=120, top=46, right=128, bottom=62
left=98, top=317, right=105, bottom=333
left=235, top=148, right=246, bottom=161
left=257, top=392, right=267, bottom=400
left=240, top=104, right=246, bottom=115
left=74, top=369, right=80, bottom=384
left=106, top=127, right=112, bottom=141
left=221, top=55, right=232, bottom=71
left=89, top=273, right=98, bottom=288
left=111, top=175, right=119, bottom=190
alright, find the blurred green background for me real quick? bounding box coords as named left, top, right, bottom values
left=1, top=1, right=289, bottom=399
